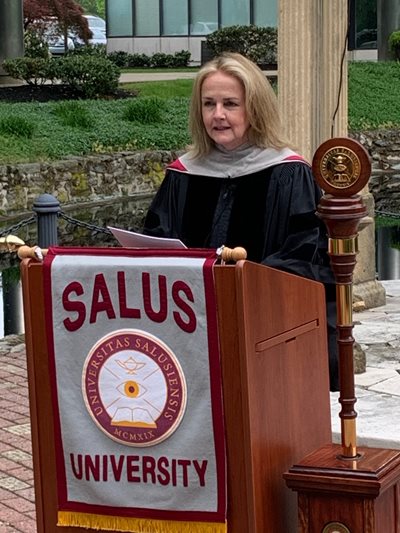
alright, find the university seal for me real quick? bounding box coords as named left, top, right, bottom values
left=82, top=329, right=187, bottom=446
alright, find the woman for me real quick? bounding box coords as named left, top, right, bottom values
left=143, top=52, right=339, bottom=391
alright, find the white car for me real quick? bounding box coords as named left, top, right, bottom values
left=73, top=27, right=107, bottom=47
left=88, top=28, right=107, bottom=46
left=84, top=15, right=106, bottom=35
left=44, top=29, right=75, bottom=55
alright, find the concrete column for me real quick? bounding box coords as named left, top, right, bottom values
left=278, top=0, right=347, bottom=162
left=319, top=1, right=348, bottom=146
left=0, top=0, right=24, bottom=83
left=278, top=0, right=385, bottom=309
left=378, top=0, right=400, bottom=60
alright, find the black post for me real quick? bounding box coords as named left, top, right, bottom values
left=33, top=194, right=61, bottom=248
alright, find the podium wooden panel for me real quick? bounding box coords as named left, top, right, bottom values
left=21, top=257, right=332, bottom=533
left=284, top=443, right=400, bottom=532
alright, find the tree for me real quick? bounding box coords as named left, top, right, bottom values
left=24, top=0, right=92, bottom=51
left=75, top=0, right=105, bottom=18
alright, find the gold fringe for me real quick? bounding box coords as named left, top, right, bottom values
left=58, top=511, right=227, bottom=532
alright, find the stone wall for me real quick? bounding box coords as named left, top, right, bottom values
left=351, top=129, right=400, bottom=213
left=0, top=150, right=180, bottom=219
left=348, top=129, right=400, bottom=309
left=0, top=131, right=398, bottom=220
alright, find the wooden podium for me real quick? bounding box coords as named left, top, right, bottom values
left=21, top=255, right=332, bottom=532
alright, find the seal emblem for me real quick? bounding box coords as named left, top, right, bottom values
left=322, top=522, right=351, bottom=533
left=312, top=137, right=371, bottom=197
left=82, top=329, right=187, bottom=447
left=320, top=147, right=360, bottom=189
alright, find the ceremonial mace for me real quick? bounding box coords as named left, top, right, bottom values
left=284, top=138, right=400, bottom=533
left=313, top=137, right=370, bottom=459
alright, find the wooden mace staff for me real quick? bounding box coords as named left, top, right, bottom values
left=312, top=137, right=371, bottom=459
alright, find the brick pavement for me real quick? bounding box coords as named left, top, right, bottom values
left=0, top=334, right=36, bottom=533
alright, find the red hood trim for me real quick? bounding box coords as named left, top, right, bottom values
left=283, top=154, right=310, bottom=165
left=167, top=159, right=188, bottom=171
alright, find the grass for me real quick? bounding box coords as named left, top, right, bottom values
left=0, top=61, right=399, bottom=164
left=0, top=96, right=191, bottom=163
left=53, top=101, right=92, bottom=129
left=122, top=79, right=194, bottom=98
left=0, top=115, right=35, bottom=138
left=122, top=67, right=198, bottom=73
left=348, top=61, right=400, bottom=130
left=376, top=215, right=400, bottom=227
left=123, top=97, right=167, bottom=124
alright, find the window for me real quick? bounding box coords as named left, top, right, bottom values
left=136, top=0, right=159, bottom=36
left=163, top=0, right=188, bottom=35
left=106, top=0, right=281, bottom=38
left=107, top=0, right=133, bottom=36
left=190, top=0, right=218, bottom=35
left=253, top=0, right=277, bottom=27
left=221, top=0, right=249, bottom=27
left=355, top=0, right=377, bottom=49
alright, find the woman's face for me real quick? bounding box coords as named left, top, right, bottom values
left=201, top=71, right=250, bottom=151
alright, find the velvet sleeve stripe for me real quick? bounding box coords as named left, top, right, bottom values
left=167, top=159, right=188, bottom=172
left=283, top=154, right=311, bottom=166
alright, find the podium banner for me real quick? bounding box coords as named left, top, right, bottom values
left=43, top=247, right=227, bottom=532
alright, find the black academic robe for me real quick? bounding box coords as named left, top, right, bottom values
left=143, top=161, right=339, bottom=391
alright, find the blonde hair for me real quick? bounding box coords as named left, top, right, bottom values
left=188, top=52, right=288, bottom=158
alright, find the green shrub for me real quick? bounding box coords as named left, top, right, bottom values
left=57, top=55, right=121, bottom=98
left=108, top=50, right=130, bottom=67
left=24, top=29, right=50, bottom=59
left=389, top=30, right=400, bottom=59
left=0, top=116, right=35, bottom=138
left=53, top=101, right=92, bottom=129
left=126, top=53, right=152, bottom=68
left=149, top=52, right=175, bottom=68
left=205, top=25, right=277, bottom=65
left=114, top=50, right=190, bottom=68
left=123, top=97, right=166, bottom=124
left=2, top=57, right=60, bottom=86
left=67, top=44, right=107, bottom=58
left=3, top=53, right=119, bottom=97
left=171, top=50, right=191, bottom=67
left=150, top=51, right=191, bottom=68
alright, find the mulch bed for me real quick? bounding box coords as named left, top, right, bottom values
left=0, top=84, right=137, bottom=103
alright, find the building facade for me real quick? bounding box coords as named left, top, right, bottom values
left=105, top=0, right=379, bottom=64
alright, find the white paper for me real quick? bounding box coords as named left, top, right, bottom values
left=108, top=226, right=187, bottom=249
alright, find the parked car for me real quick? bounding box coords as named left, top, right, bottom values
left=84, top=15, right=106, bottom=35
left=73, top=28, right=107, bottom=47
left=37, top=15, right=106, bottom=55
left=44, top=29, right=75, bottom=55
left=87, top=27, right=107, bottom=45
left=45, top=29, right=106, bottom=55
